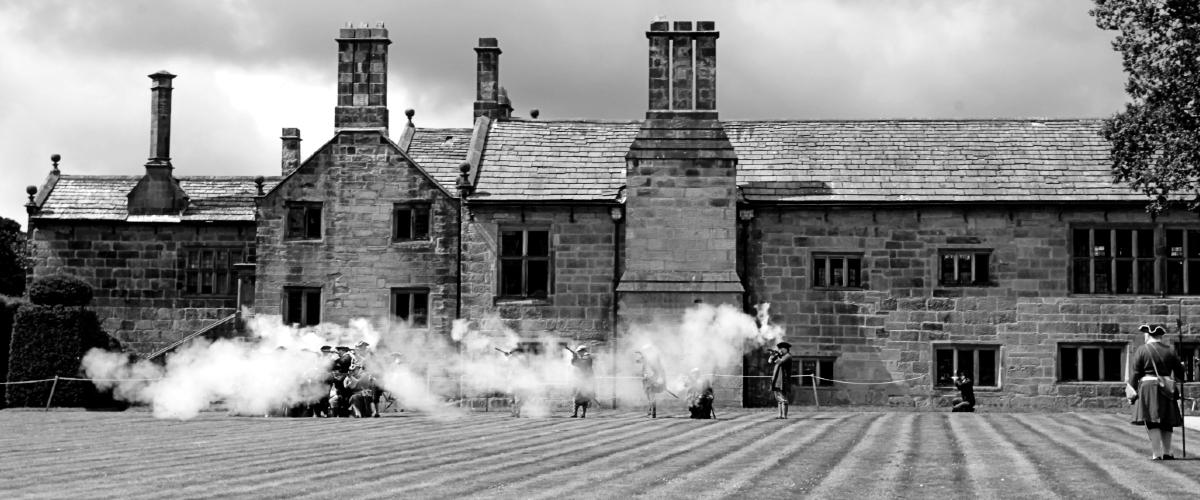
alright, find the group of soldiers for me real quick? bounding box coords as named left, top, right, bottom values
left=275, top=341, right=386, bottom=418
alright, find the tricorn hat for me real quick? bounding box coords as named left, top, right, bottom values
left=776, top=341, right=792, bottom=350
left=1138, top=324, right=1167, bottom=336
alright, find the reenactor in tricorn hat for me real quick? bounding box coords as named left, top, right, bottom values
left=769, top=342, right=793, bottom=419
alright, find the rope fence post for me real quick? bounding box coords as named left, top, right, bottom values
left=44, top=376, right=60, bottom=412
left=810, top=373, right=819, bottom=410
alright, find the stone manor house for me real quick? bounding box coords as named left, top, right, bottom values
left=22, top=21, right=1200, bottom=408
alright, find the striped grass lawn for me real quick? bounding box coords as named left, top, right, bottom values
left=0, top=408, right=1197, bottom=499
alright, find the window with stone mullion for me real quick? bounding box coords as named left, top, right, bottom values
left=184, top=247, right=242, bottom=296
left=1072, top=227, right=1155, bottom=295
left=499, top=229, right=551, bottom=298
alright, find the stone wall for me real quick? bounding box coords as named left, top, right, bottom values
left=460, top=205, right=618, bottom=343
left=255, top=131, right=458, bottom=336
left=28, top=220, right=252, bottom=353
left=743, top=205, right=1200, bottom=408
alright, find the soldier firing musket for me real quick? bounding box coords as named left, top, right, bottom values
left=768, top=342, right=793, bottom=419
left=635, top=345, right=668, bottom=418
left=566, top=344, right=595, bottom=418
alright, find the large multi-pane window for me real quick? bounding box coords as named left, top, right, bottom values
left=938, top=250, right=991, bottom=286
left=1058, top=343, right=1125, bottom=382
left=183, top=247, right=245, bottom=296
left=1164, top=228, right=1200, bottom=294
left=499, top=229, right=551, bottom=299
left=393, top=203, right=431, bottom=241
left=391, top=288, right=429, bottom=327
left=812, top=253, right=863, bottom=289
left=934, top=345, right=999, bottom=387
left=285, top=202, right=323, bottom=240
left=283, top=287, right=321, bottom=326
left=1071, top=226, right=1200, bottom=295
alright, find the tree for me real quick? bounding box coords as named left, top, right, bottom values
left=0, top=216, right=26, bottom=297
left=1091, top=0, right=1200, bottom=214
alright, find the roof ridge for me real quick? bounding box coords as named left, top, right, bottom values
left=722, top=118, right=1105, bottom=123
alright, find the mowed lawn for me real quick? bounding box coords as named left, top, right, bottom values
left=1, top=408, right=1197, bottom=499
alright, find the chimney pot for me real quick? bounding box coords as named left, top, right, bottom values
left=673, top=21, right=692, bottom=31
left=649, top=21, right=669, bottom=31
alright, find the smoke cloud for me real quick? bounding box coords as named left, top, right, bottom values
left=82, top=303, right=783, bottom=420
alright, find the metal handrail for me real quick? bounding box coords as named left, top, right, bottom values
left=142, top=313, right=237, bottom=361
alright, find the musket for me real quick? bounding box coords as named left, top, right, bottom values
left=494, top=347, right=512, bottom=356
left=562, top=345, right=578, bottom=356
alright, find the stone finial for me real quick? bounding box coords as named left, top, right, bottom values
left=25, top=185, right=38, bottom=214
left=456, top=161, right=473, bottom=196
left=530, top=109, right=539, bottom=119
left=405, top=108, right=415, bottom=122
left=50, top=153, right=61, bottom=172
left=254, top=176, right=265, bottom=196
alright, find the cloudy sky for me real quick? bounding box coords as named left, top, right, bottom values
left=0, top=0, right=1127, bottom=228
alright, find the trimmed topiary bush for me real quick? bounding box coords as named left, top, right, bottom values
left=28, top=274, right=93, bottom=307
left=6, top=276, right=121, bottom=408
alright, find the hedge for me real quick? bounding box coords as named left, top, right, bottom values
left=0, top=294, right=26, bottom=408
left=6, top=275, right=123, bottom=409
left=28, top=274, right=93, bottom=307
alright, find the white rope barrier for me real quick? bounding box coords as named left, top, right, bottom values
left=0, top=378, right=57, bottom=385
left=714, top=373, right=927, bottom=385
left=1, top=373, right=927, bottom=387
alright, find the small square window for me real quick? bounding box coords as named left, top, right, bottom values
left=283, top=287, right=321, bottom=326
left=393, top=203, right=432, bottom=241
left=285, top=202, right=323, bottom=240
left=391, top=288, right=430, bottom=327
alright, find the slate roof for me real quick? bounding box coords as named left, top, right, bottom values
left=725, top=119, right=1137, bottom=203
left=472, top=119, right=641, bottom=201
left=34, top=175, right=279, bottom=221
left=406, top=127, right=472, bottom=193
left=34, top=119, right=1139, bottom=216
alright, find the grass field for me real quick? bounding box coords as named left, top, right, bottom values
left=1, top=407, right=1197, bottom=499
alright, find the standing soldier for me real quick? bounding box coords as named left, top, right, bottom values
left=567, top=345, right=595, bottom=418
left=635, top=346, right=666, bottom=418
left=769, top=342, right=793, bottom=419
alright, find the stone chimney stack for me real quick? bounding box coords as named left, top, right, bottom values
left=646, top=21, right=718, bottom=114
left=474, top=38, right=511, bottom=120
left=147, top=71, right=176, bottom=166
left=620, top=19, right=739, bottom=323
left=334, top=23, right=390, bottom=132
left=281, top=128, right=301, bottom=175
left=129, top=71, right=188, bottom=215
